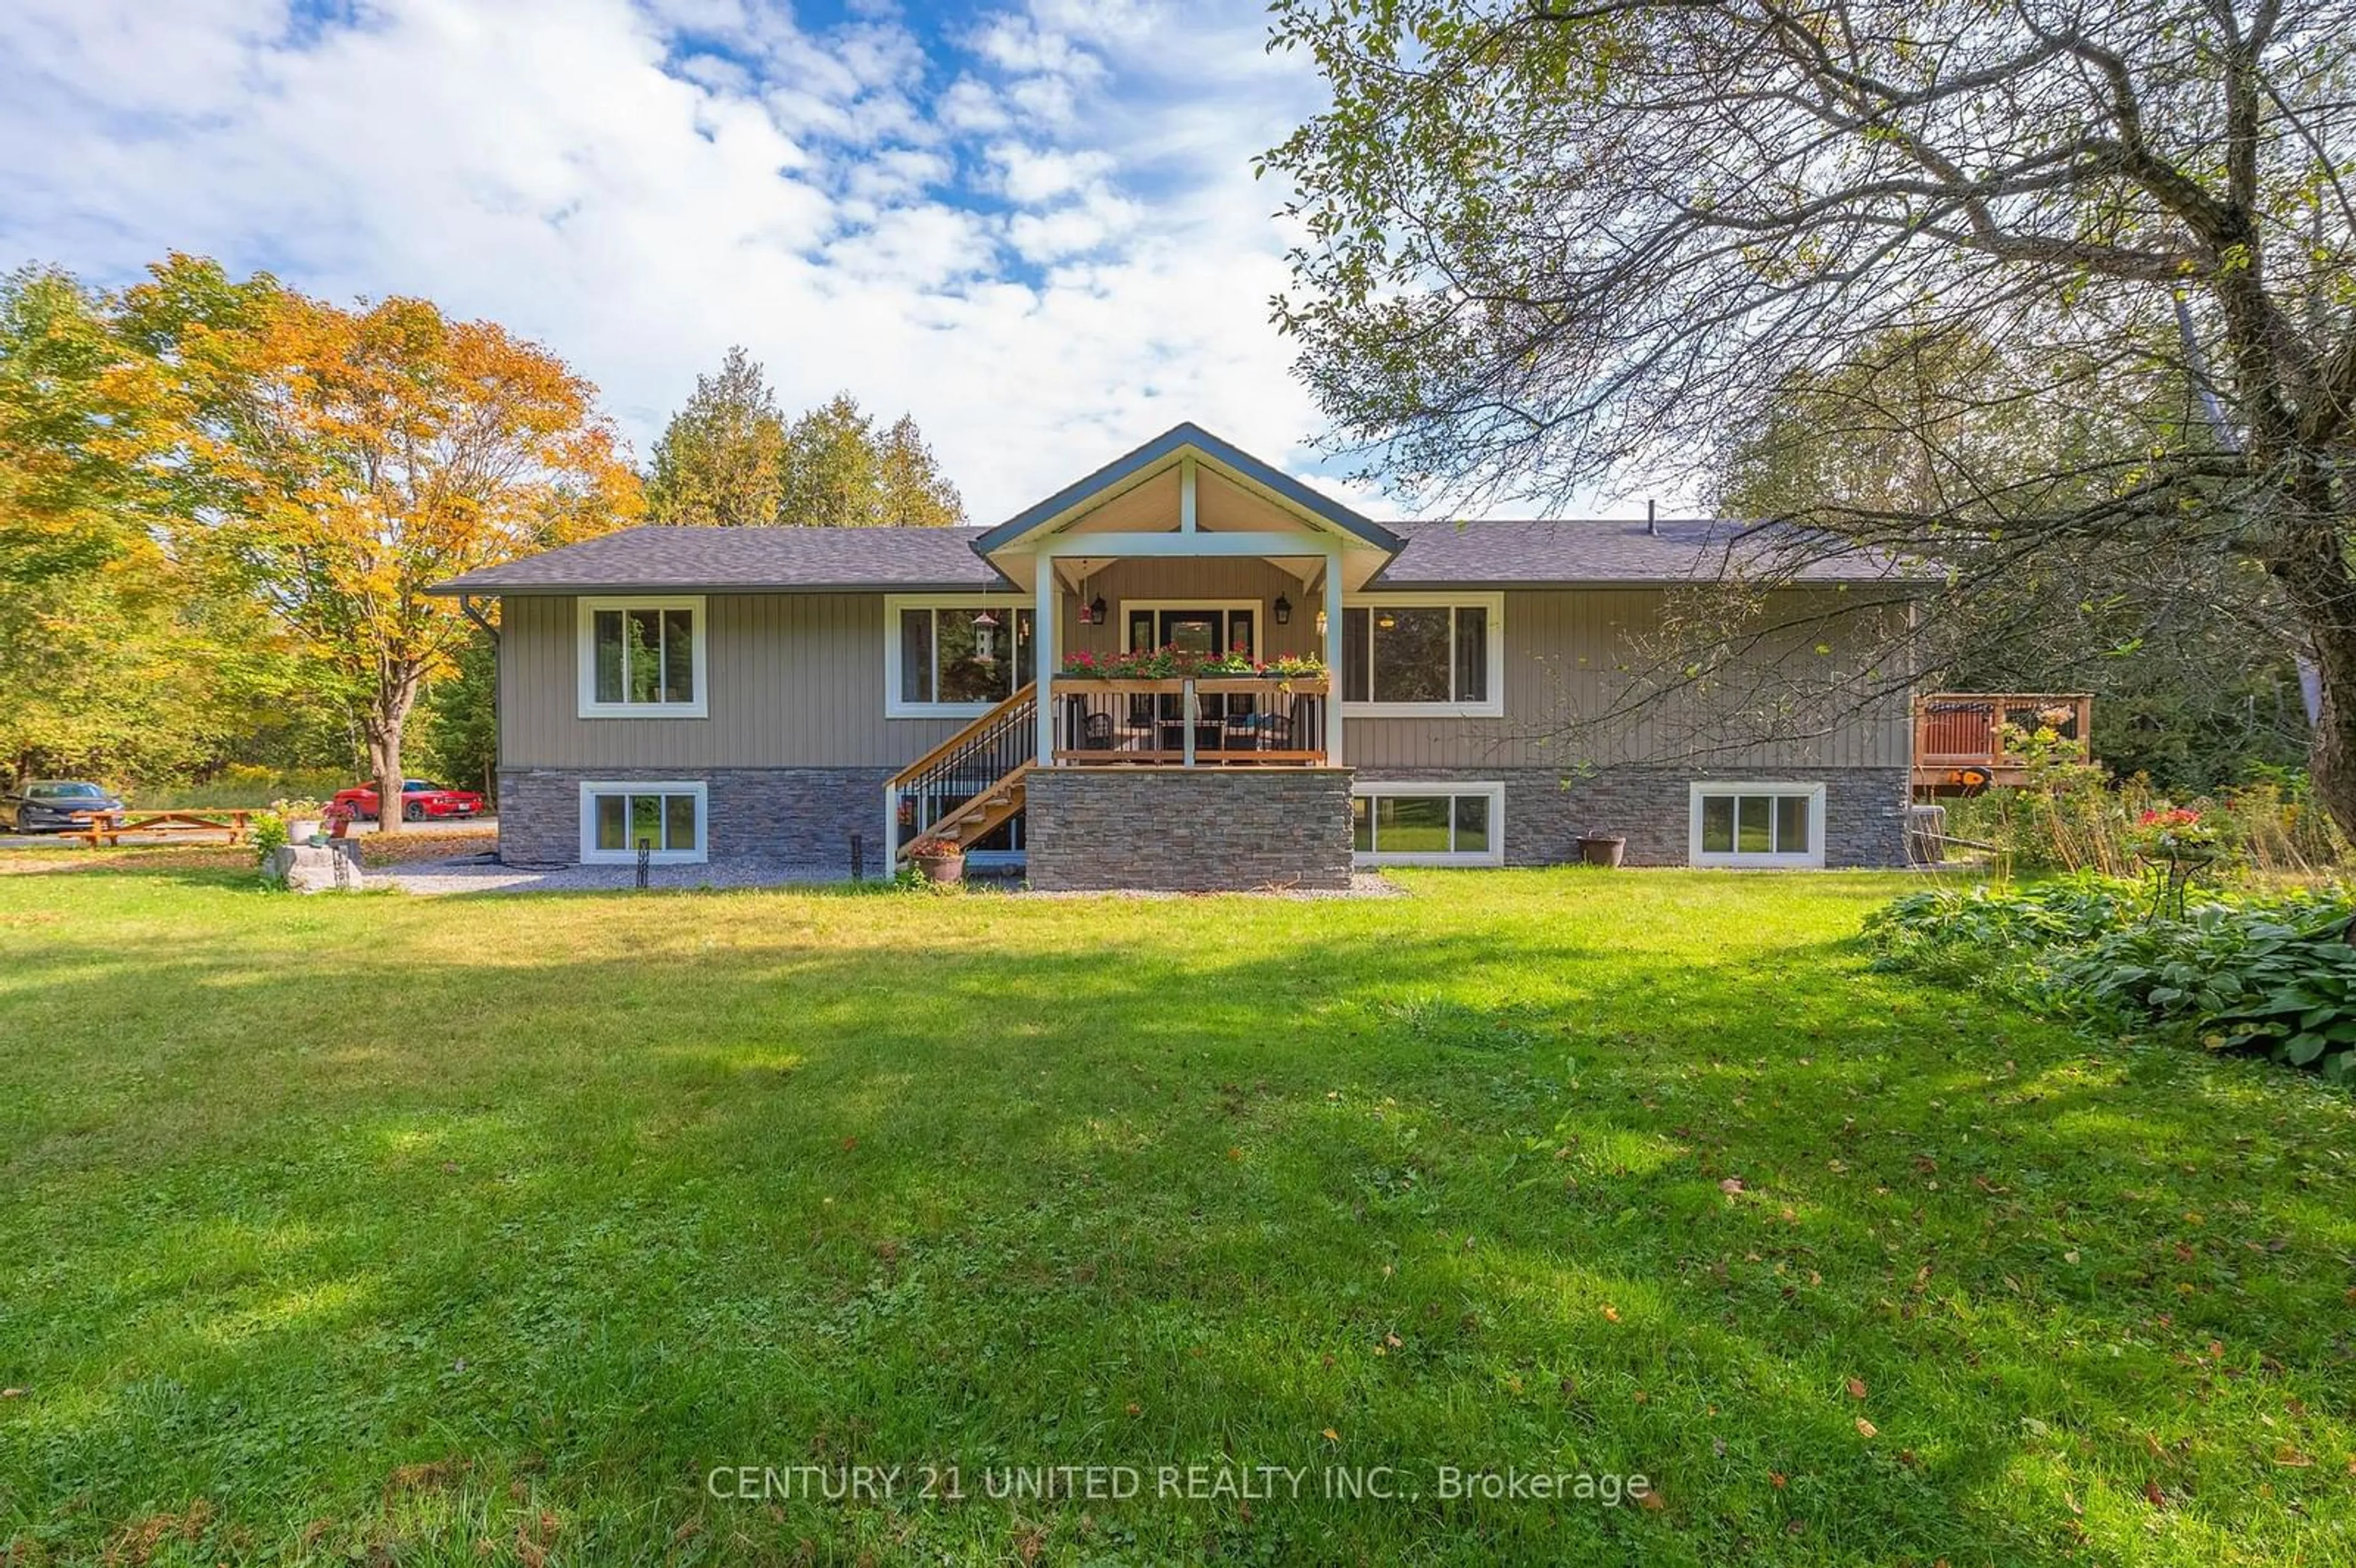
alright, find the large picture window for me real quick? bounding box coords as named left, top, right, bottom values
left=887, top=598, right=1035, bottom=716
left=1340, top=597, right=1501, bottom=715
left=579, top=781, right=707, bottom=865
left=1350, top=782, right=1505, bottom=866
left=577, top=596, right=706, bottom=718
left=1688, top=783, right=1826, bottom=867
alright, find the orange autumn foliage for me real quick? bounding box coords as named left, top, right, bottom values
left=129, top=258, right=642, bottom=820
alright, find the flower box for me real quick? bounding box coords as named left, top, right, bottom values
left=1057, top=647, right=1327, bottom=683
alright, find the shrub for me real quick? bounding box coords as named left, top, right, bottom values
left=252, top=810, right=290, bottom=878
left=2044, top=896, right=2356, bottom=1082
left=1861, top=875, right=2141, bottom=990
left=1947, top=769, right=2350, bottom=882
left=1865, top=877, right=2356, bottom=1083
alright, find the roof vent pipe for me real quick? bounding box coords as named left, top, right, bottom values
left=1646, top=499, right=1657, bottom=536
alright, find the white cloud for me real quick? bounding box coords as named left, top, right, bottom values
left=0, top=0, right=1456, bottom=521
left=987, top=142, right=1114, bottom=205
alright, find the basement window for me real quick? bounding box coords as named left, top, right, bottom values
left=579, top=782, right=707, bottom=865
left=1350, top=782, right=1505, bottom=867
left=1688, top=783, right=1825, bottom=867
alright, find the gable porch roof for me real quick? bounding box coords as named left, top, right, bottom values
left=969, top=423, right=1403, bottom=559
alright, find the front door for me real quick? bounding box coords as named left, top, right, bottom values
left=1129, top=607, right=1258, bottom=748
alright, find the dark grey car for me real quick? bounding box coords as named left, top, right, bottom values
left=0, top=780, right=125, bottom=833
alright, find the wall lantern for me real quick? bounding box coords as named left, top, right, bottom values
left=1088, top=594, right=1107, bottom=626
left=973, top=609, right=1000, bottom=662
left=1315, top=609, right=1329, bottom=637
left=1272, top=594, right=1292, bottom=626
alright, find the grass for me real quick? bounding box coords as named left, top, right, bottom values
left=124, top=770, right=357, bottom=812
left=1, top=869, right=2350, bottom=1567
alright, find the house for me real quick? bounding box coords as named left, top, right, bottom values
left=431, top=425, right=1917, bottom=889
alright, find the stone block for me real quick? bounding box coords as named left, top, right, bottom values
left=264, top=843, right=364, bottom=893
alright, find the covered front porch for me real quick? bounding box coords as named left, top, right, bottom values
left=887, top=425, right=1401, bottom=885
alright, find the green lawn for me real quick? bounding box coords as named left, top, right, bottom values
left=2, top=869, right=2350, bottom=1566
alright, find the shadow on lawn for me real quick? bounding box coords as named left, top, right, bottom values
left=2, top=882, right=2352, bottom=1566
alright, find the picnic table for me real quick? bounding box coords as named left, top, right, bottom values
left=76, top=809, right=253, bottom=848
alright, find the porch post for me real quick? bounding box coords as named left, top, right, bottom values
left=1323, top=547, right=1345, bottom=766
left=1034, top=556, right=1057, bottom=766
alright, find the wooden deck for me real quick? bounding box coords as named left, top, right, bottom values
left=1912, top=693, right=2093, bottom=794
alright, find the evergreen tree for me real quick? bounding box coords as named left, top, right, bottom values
left=644, top=346, right=787, bottom=528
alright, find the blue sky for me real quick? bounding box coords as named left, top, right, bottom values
left=0, top=0, right=1455, bottom=522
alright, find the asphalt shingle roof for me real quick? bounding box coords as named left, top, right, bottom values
left=431, top=518, right=1914, bottom=595
left=1370, top=519, right=1913, bottom=587
left=433, top=525, right=1012, bottom=594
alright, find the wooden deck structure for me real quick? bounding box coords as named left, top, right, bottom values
left=886, top=673, right=1333, bottom=863
left=1912, top=693, right=2093, bottom=794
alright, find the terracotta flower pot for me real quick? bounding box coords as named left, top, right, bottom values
left=913, top=851, right=965, bottom=885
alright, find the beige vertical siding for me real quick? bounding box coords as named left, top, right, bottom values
left=1344, top=588, right=1910, bottom=771
left=1058, top=558, right=1320, bottom=659
left=499, top=583, right=1907, bottom=771
left=501, top=593, right=979, bottom=769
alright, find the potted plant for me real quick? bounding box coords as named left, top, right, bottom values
left=272, top=796, right=326, bottom=845
left=1576, top=829, right=1626, bottom=867
left=907, top=834, right=967, bottom=885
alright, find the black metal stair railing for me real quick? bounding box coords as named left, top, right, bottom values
left=892, top=685, right=1036, bottom=844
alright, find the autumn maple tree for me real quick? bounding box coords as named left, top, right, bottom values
left=129, top=256, right=641, bottom=831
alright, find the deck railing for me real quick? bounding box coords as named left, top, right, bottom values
left=1915, top=693, right=2092, bottom=767
left=1912, top=692, right=2093, bottom=792
left=1049, top=675, right=1328, bottom=766
left=890, top=681, right=1036, bottom=843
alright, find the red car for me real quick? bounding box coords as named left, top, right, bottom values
left=332, top=778, right=486, bottom=823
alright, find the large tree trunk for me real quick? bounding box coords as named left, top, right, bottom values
left=362, top=669, right=423, bottom=837
left=368, top=726, right=404, bottom=837
left=2268, top=515, right=2356, bottom=848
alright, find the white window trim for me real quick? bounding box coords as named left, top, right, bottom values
left=1350, top=780, right=1507, bottom=867
left=1340, top=592, right=1506, bottom=718
left=1688, top=782, right=1828, bottom=868
left=884, top=593, right=1033, bottom=719
left=577, top=596, right=709, bottom=719
left=579, top=780, right=709, bottom=866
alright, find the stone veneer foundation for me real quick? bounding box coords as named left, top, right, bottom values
left=497, top=766, right=892, bottom=869
left=1353, top=765, right=1912, bottom=868
left=497, top=762, right=1908, bottom=875
left=1025, top=767, right=1355, bottom=892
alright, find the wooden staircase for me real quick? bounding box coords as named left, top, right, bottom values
left=888, top=682, right=1036, bottom=861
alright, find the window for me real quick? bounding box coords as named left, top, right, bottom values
left=577, top=596, right=706, bottom=718
left=1340, top=596, right=1501, bottom=714
left=887, top=597, right=1034, bottom=716
left=579, top=781, right=707, bottom=865
left=1689, top=783, right=1825, bottom=867
left=1349, top=782, right=1504, bottom=866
